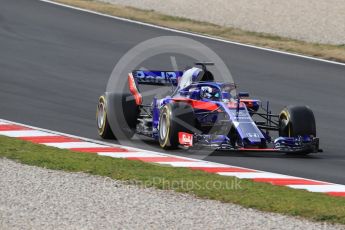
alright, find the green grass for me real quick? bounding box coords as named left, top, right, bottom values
left=55, top=0, right=345, bottom=63
left=1, top=135, right=345, bottom=224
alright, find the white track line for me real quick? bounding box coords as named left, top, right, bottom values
left=217, top=172, right=296, bottom=179
left=158, top=162, right=232, bottom=168
left=98, top=152, right=162, bottom=158
left=39, top=0, right=345, bottom=67
left=0, top=130, right=56, bottom=137
left=288, top=185, right=345, bottom=193
left=43, top=142, right=107, bottom=149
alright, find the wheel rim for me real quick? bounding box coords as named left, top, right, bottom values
left=97, top=102, right=105, bottom=129
left=159, top=112, right=168, bottom=140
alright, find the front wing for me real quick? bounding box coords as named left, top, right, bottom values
left=178, top=132, right=321, bottom=154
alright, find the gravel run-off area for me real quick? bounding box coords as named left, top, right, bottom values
left=0, top=158, right=344, bottom=230
left=100, top=0, right=345, bottom=45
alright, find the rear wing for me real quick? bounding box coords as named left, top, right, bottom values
left=131, top=70, right=183, bottom=86
left=128, top=70, right=183, bottom=106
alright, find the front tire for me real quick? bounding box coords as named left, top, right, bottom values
left=279, top=105, right=316, bottom=137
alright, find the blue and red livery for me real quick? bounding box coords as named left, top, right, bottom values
left=97, top=63, right=321, bottom=154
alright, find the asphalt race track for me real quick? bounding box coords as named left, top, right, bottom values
left=1, top=0, right=345, bottom=184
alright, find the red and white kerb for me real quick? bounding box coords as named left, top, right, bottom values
left=0, top=119, right=344, bottom=197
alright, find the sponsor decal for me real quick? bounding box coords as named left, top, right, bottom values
left=134, top=71, right=183, bottom=84
left=178, top=132, right=193, bottom=146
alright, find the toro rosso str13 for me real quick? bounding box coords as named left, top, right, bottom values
left=97, top=63, right=321, bottom=154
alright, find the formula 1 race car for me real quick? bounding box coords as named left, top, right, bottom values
left=96, top=62, right=321, bottom=154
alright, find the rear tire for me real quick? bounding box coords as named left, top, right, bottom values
left=96, top=93, right=139, bottom=140
left=158, top=103, right=195, bottom=149
left=279, top=105, right=316, bottom=137
left=96, top=95, right=114, bottom=139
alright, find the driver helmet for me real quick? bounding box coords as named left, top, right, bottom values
left=200, top=86, right=220, bottom=100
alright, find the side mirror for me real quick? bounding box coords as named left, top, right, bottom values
left=238, top=92, right=249, bottom=98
